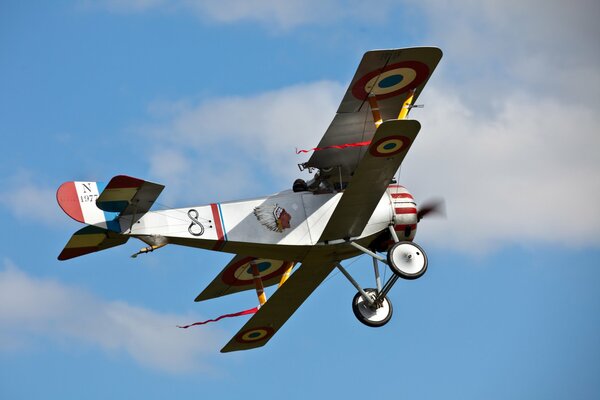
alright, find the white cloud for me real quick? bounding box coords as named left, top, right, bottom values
left=417, top=0, right=600, bottom=106
left=88, top=0, right=393, bottom=30
left=0, top=260, right=222, bottom=373
left=143, top=81, right=343, bottom=204
left=0, top=171, right=63, bottom=225
left=403, top=86, right=600, bottom=252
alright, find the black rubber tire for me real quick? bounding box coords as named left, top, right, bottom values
left=387, top=241, right=428, bottom=280
left=351, top=288, right=393, bottom=328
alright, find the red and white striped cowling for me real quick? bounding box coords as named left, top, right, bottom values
left=388, top=184, right=417, bottom=241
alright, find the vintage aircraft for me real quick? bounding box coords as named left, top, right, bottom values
left=56, top=47, right=443, bottom=352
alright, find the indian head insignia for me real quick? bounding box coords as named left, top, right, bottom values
left=253, top=203, right=291, bottom=233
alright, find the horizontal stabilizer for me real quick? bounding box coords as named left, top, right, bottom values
left=196, top=255, right=292, bottom=302
left=96, top=175, right=164, bottom=217
left=58, top=225, right=128, bottom=261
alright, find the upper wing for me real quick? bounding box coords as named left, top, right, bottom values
left=220, top=254, right=336, bottom=353
left=319, top=119, right=420, bottom=242
left=195, top=255, right=293, bottom=302
left=304, top=47, right=441, bottom=180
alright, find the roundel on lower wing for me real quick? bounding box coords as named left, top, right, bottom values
left=221, top=257, right=288, bottom=286
left=352, top=61, right=430, bottom=100
left=235, top=327, right=275, bottom=344
left=370, top=135, right=412, bottom=157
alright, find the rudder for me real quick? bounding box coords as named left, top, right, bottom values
left=57, top=181, right=121, bottom=231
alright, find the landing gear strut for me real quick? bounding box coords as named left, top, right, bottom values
left=336, top=225, right=428, bottom=327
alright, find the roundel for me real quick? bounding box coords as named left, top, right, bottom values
left=352, top=61, right=430, bottom=100
left=221, top=257, right=288, bottom=286
left=235, top=327, right=275, bottom=344
left=370, top=135, right=412, bottom=157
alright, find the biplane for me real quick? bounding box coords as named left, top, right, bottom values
left=56, top=47, right=443, bottom=352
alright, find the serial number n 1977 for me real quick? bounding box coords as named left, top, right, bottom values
left=80, top=194, right=99, bottom=203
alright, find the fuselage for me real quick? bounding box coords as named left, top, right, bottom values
left=124, top=184, right=417, bottom=262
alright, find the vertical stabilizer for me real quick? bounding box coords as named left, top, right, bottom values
left=56, top=181, right=121, bottom=231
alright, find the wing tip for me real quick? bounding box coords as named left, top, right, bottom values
left=363, top=46, right=443, bottom=58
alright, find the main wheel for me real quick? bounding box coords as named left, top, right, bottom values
left=352, top=288, right=393, bottom=327
left=387, top=241, right=428, bottom=280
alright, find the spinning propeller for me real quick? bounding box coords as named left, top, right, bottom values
left=417, top=198, right=446, bottom=222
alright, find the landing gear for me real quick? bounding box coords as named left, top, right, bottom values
left=352, top=288, right=393, bottom=327
left=387, top=241, right=427, bottom=280
left=337, top=225, right=428, bottom=327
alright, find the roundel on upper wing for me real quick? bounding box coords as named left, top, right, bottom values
left=352, top=61, right=430, bottom=100
left=235, top=327, right=275, bottom=344
left=369, top=135, right=412, bottom=157
left=221, top=257, right=288, bottom=286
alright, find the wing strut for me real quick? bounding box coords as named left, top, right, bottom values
left=278, top=261, right=294, bottom=287
left=397, top=89, right=416, bottom=120
left=251, top=261, right=268, bottom=306
left=368, top=88, right=416, bottom=129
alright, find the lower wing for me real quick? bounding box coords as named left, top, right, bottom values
left=220, top=254, right=337, bottom=352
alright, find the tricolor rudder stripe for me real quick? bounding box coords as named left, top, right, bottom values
left=57, top=181, right=121, bottom=231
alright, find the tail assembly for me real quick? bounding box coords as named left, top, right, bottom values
left=56, top=175, right=164, bottom=260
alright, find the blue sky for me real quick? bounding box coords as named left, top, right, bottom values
left=1, top=0, right=599, bottom=398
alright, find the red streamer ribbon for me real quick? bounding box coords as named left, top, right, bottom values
left=177, top=306, right=258, bottom=329
left=296, top=140, right=372, bottom=154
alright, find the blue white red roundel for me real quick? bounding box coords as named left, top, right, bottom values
left=352, top=61, right=430, bottom=100
left=370, top=135, right=412, bottom=157
left=235, top=327, right=275, bottom=343
left=221, top=257, right=288, bottom=286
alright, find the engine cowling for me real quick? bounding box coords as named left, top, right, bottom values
left=389, top=184, right=418, bottom=241
left=369, top=184, right=418, bottom=252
